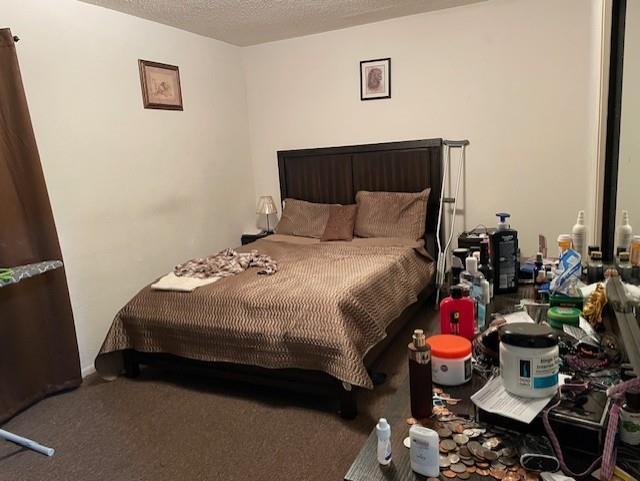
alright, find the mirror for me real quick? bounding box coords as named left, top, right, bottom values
left=603, top=0, right=639, bottom=267
left=616, top=0, right=639, bottom=255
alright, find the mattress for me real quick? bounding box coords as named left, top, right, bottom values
left=95, top=234, right=434, bottom=389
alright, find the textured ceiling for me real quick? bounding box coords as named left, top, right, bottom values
left=80, top=0, right=486, bottom=46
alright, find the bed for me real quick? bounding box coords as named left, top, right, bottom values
left=95, top=138, right=443, bottom=418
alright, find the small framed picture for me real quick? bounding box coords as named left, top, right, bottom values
left=360, top=58, right=391, bottom=101
left=138, top=59, right=183, bottom=110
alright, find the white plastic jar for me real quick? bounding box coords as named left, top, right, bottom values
left=426, top=334, right=472, bottom=386
left=499, top=322, right=559, bottom=398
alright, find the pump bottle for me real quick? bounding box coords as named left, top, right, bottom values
left=460, top=257, right=490, bottom=331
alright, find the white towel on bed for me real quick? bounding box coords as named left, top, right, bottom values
left=151, top=272, right=220, bottom=292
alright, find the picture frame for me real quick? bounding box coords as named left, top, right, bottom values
left=138, top=59, right=183, bottom=110
left=360, top=58, right=391, bottom=101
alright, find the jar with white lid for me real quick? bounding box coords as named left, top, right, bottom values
left=499, top=322, right=559, bottom=398
left=426, top=334, right=472, bottom=386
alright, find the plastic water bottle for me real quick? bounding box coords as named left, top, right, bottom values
left=376, top=418, right=392, bottom=465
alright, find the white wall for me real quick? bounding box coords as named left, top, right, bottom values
left=617, top=0, right=640, bottom=232
left=243, top=0, right=605, bottom=257
left=4, top=0, right=256, bottom=375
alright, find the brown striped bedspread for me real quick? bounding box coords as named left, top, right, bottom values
left=95, top=235, right=435, bottom=389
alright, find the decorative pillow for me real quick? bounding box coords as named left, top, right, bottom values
left=321, top=204, right=358, bottom=241
left=274, top=198, right=333, bottom=238
left=354, top=189, right=430, bottom=240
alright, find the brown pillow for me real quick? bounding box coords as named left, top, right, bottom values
left=354, top=189, right=430, bottom=240
left=321, top=205, right=358, bottom=241
left=274, top=198, right=334, bottom=238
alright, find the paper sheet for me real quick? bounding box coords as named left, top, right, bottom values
left=503, top=311, right=535, bottom=324
left=471, top=376, right=553, bottom=424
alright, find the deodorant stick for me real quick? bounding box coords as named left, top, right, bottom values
left=409, top=425, right=439, bottom=477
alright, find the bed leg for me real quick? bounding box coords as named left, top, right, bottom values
left=339, top=382, right=358, bottom=420
left=123, top=350, right=140, bottom=378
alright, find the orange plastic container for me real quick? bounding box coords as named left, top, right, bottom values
left=426, top=334, right=472, bottom=386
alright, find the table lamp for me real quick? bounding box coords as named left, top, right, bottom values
left=256, top=195, right=278, bottom=233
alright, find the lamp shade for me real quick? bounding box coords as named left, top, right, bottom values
left=256, top=195, right=278, bottom=215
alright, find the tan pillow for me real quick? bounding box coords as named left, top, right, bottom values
left=274, top=198, right=333, bottom=238
left=321, top=205, right=358, bottom=241
left=354, top=189, right=430, bottom=240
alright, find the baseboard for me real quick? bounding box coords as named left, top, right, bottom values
left=82, top=365, right=96, bottom=379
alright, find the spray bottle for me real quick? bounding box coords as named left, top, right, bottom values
left=572, top=210, right=587, bottom=263
left=617, top=211, right=633, bottom=253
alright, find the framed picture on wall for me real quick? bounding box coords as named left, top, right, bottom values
left=360, top=58, right=391, bottom=100
left=138, top=59, right=183, bottom=110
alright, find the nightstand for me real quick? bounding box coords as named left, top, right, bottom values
left=241, top=231, right=272, bottom=246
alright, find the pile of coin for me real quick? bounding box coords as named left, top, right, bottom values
left=431, top=419, right=539, bottom=481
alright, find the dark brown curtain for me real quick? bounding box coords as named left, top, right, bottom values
left=0, top=28, right=81, bottom=423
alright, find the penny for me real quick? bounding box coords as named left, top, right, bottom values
left=466, top=466, right=477, bottom=473
left=428, top=478, right=441, bottom=481
left=451, top=463, right=467, bottom=474
left=438, top=428, right=453, bottom=438
left=458, top=472, right=471, bottom=480
left=525, top=473, right=539, bottom=481
left=441, top=439, right=458, bottom=452
left=403, top=436, right=411, bottom=449
left=477, top=469, right=490, bottom=476
left=477, top=462, right=490, bottom=468
left=458, top=447, right=472, bottom=459
left=504, top=475, right=520, bottom=481
left=453, top=434, right=469, bottom=445
left=406, top=417, right=418, bottom=425
left=517, top=468, right=527, bottom=477
left=461, top=458, right=475, bottom=466
left=440, top=455, right=452, bottom=468
left=443, top=470, right=457, bottom=478
left=492, top=469, right=507, bottom=479
left=449, top=454, right=460, bottom=464
left=491, top=462, right=506, bottom=470
left=454, top=423, right=465, bottom=433
left=483, top=449, right=498, bottom=461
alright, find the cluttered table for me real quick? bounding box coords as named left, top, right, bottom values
left=344, top=285, right=638, bottom=481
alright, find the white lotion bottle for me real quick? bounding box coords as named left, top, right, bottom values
left=617, top=210, right=633, bottom=253
left=409, top=425, right=440, bottom=477
left=376, top=418, right=392, bottom=466
left=571, top=210, right=587, bottom=263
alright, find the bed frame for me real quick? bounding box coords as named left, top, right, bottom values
left=124, top=138, right=444, bottom=419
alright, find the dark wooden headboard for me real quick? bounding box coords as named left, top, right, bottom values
left=277, top=138, right=443, bottom=258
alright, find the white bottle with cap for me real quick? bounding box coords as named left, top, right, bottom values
left=409, top=425, right=439, bottom=476
left=617, top=210, right=633, bottom=253
left=461, top=256, right=490, bottom=330
left=376, top=418, right=392, bottom=465
left=571, top=210, right=587, bottom=263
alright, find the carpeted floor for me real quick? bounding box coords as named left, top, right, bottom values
left=0, top=302, right=438, bottom=481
